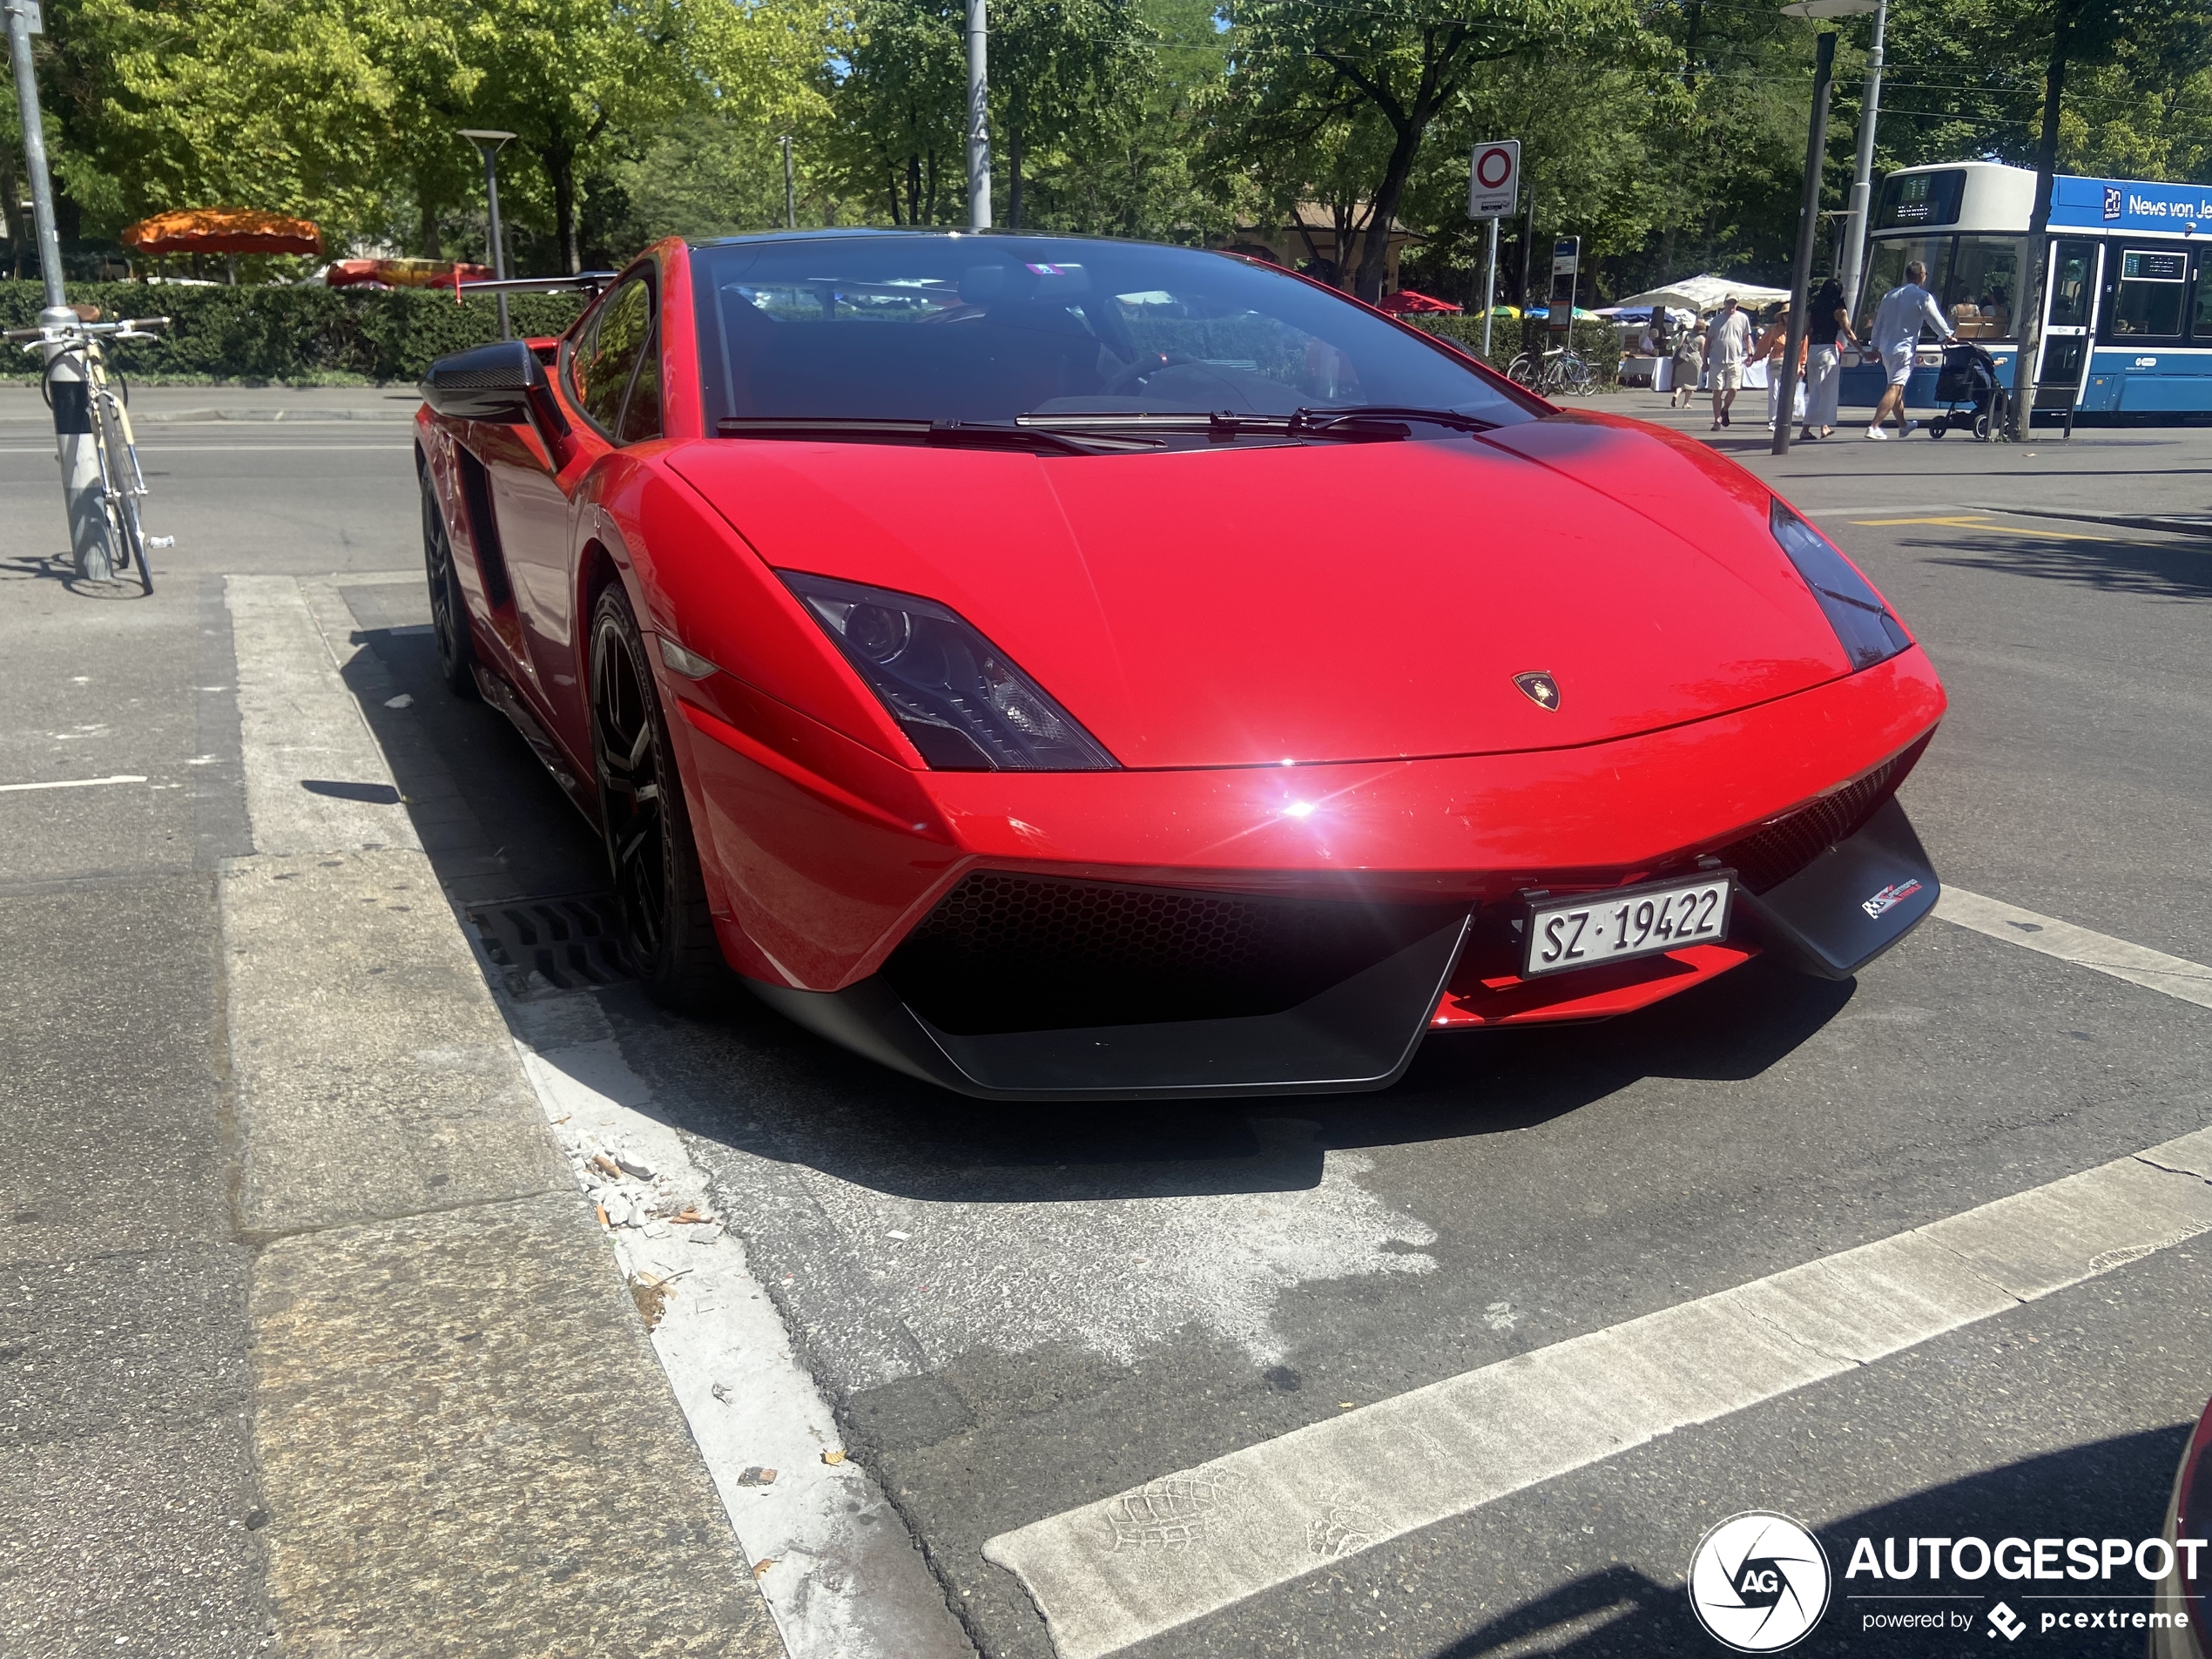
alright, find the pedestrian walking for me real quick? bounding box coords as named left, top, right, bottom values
left=1705, top=295, right=1752, bottom=428
left=1670, top=319, right=1704, bottom=408
left=1803, top=276, right=1857, bottom=441
left=1754, top=302, right=1806, bottom=433
left=1865, top=260, right=1955, bottom=440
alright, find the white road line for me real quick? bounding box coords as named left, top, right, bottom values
left=983, top=1129, right=2212, bottom=1659
left=1937, top=887, right=2212, bottom=1011
left=510, top=1026, right=974, bottom=1659
left=0, top=772, right=146, bottom=793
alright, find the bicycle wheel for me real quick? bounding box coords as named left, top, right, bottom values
left=1506, top=353, right=1534, bottom=387
left=93, top=395, right=151, bottom=592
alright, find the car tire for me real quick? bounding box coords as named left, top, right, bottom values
left=421, top=469, right=479, bottom=699
left=588, top=583, right=724, bottom=1011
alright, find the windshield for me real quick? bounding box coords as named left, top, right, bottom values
left=691, top=234, right=1534, bottom=433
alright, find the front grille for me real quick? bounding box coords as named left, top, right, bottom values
left=1718, top=738, right=1926, bottom=894
left=883, top=871, right=1461, bottom=1035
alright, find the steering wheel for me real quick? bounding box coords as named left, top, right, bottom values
left=1098, top=351, right=1196, bottom=397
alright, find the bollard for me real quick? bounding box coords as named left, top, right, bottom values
left=38, top=307, right=112, bottom=581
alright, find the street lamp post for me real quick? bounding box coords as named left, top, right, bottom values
left=1775, top=0, right=1872, bottom=458
left=7, top=0, right=110, bottom=579
left=460, top=129, right=516, bottom=341
left=966, top=0, right=991, bottom=229
left=1838, top=0, right=1887, bottom=320
left=779, top=135, right=796, bottom=230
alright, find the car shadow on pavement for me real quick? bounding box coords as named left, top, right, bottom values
left=589, top=949, right=1855, bottom=1206
left=337, top=583, right=1865, bottom=1205
left=1440, top=1425, right=2188, bottom=1657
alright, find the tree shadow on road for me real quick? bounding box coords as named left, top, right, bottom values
left=1910, top=529, right=2212, bottom=604
left=1439, top=1426, right=2188, bottom=1657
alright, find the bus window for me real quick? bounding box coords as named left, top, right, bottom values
left=1860, top=237, right=1954, bottom=341
left=2111, top=248, right=2187, bottom=338
left=2046, top=241, right=2096, bottom=329
left=2193, top=255, right=2212, bottom=341
left=1945, top=237, right=2019, bottom=338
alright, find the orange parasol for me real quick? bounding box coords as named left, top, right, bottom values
left=122, top=208, right=325, bottom=258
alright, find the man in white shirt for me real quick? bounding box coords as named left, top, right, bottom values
left=1704, top=295, right=1752, bottom=429
left=1866, top=260, right=1955, bottom=440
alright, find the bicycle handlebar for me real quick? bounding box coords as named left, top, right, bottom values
left=5, top=315, right=171, bottom=345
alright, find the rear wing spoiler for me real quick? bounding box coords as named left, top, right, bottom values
left=453, top=271, right=619, bottom=301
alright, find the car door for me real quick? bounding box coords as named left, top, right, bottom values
left=486, top=266, right=658, bottom=756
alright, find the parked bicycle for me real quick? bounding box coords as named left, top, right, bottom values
left=1505, top=345, right=1596, bottom=399
left=6, top=310, right=173, bottom=591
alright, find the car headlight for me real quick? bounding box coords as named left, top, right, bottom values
left=1770, top=499, right=1913, bottom=671
left=779, top=570, right=1118, bottom=771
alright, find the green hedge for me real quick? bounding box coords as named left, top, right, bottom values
left=0, top=281, right=588, bottom=384
left=0, top=279, right=1620, bottom=390
left=1408, top=314, right=1623, bottom=388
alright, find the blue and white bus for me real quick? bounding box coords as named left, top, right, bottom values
left=1843, top=159, right=2212, bottom=419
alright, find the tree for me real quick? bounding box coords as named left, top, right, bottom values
left=829, top=0, right=968, bottom=224
left=986, top=0, right=1147, bottom=227
left=38, top=0, right=399, bottom=243
left=1215, top=0, right=1653, bottom=300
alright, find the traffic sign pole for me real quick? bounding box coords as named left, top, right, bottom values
left=1481, top=218, right=1499, bottom=358
left=1467, top=141, right=1521, bottom=364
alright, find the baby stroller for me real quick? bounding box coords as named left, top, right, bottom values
left=1927, top=341, right=2008, bottom=441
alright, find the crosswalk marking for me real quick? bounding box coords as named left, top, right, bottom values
left=1937, top=887, right=2212, bottom=1010
left=983, top=1127, right=2212, bottom=1657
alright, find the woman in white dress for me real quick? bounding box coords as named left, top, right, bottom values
left=1802, top=277, right=1858, bottom=441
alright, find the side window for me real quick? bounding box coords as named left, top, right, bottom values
left=572, top=276, right=654, bottom=434
left=562, top=298, right=606, bottom=409
left=2046, top=240, right=2097, bottom=330
left=2111, top=248, right=2187, bottom=339
left=617, top=315, right=663, bottom=443
left=2193, top=255, right=2212, bottom=341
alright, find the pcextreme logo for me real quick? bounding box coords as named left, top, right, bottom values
left=1688, top=1512, right=1832, bottom=1652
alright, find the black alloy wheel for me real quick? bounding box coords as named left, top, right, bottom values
left=588, top=584, right=722, bottom=1008
left=420, top=469, right=479, bottom=698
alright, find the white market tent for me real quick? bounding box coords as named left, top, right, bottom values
left=1612, top=273, right=1791, bottom=314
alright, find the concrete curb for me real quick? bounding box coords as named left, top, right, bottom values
left=221, top=573, right=786, bottom=1657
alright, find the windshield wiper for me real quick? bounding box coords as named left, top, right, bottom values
left=1015, top=406, right=1498, bottom=444
left=716, top=415, right=1158, bottom=454
left=1291, top=405, right=1500, bottom=435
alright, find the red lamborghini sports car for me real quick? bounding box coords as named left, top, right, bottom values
left=415, top=231, right=1946, bottom=1100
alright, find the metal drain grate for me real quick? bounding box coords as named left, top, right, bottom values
left=465, top=893, right=634, bottom=995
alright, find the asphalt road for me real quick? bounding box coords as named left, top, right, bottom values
left=3, top=388, right=2209, bottom=1658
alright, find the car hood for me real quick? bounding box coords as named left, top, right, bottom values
left=666, top=414, right=1854, bottom=770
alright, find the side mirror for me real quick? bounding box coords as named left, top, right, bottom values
left=421, top=340, right=572, bottom=446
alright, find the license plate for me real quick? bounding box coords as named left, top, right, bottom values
left=1523, top=875, right=1733, bottom=978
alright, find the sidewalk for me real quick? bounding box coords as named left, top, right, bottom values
left=0, top=384, right=420, bottom=426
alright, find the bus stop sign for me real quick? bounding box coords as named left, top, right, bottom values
left=1468, top=141, right=1520, bottom=219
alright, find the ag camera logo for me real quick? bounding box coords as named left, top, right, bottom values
left=1689, top=1512, right=1832, bottom=1652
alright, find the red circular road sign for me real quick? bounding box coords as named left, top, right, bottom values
left=1475, top=147, right=1514, bottom=189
